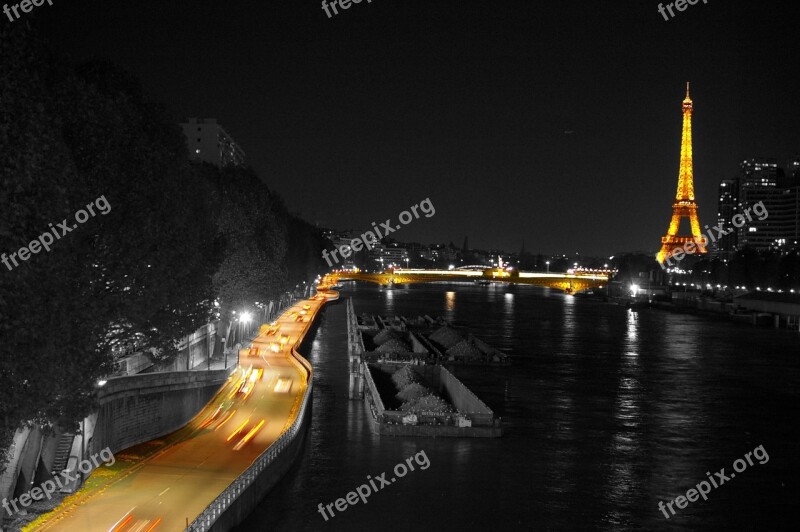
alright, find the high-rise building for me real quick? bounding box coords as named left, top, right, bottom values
left=737, top=158, right=781, bottom=250
left=181, top=118, right=246, bottom=167
left=717, top=158, right=800, bottom=253
left=713, top=179, right=738, bottom=258
left=787, top=157, right=800, bottom=187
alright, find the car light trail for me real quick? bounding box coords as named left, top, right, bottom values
left=233, top=419, right=266, bottom=450
left=110, top=514, right=134, bottom=532
left=226, top=419, right=250, bottom=442
left=214, top=410, right=236, bottom=431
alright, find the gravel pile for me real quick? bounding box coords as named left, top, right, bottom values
left=391, top=366, right=420, bottom=388
left=429, top=325, right=463, bottom=349
left=390, top=366, right=456, bottom=414
left=374, top=329, right=400, bottom=345
left=395, top=382, right=430, bottom=402
left=400, top=395, right=454, bottom=413
left=446, top=339, right=484, bottom=360
left=377, top=338, right=410, bottom=353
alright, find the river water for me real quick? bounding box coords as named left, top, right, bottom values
left=239, top=283, right=799, bottom=531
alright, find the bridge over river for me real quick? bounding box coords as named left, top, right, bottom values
left=321, top=268, right=609, bottom=295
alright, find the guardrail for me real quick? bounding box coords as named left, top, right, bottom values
left=187, top=363, right=311, bottom=530
left=186, top=295, right=324, bottom=531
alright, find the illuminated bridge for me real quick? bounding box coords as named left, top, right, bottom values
left=321, top=268, right=610, bottom=295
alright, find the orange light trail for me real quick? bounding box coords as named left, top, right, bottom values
left=226, top=419, right=250, bottom=442
left=112, top=515, right=134, bottom=532
left=233, top=419, right=266, bottom=450
left=214, top=411, right=236, bottom=431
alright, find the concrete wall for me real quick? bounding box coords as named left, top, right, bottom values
left=89, top=369, right=231, bottom=456
left=163, top=322, right=221, bottom=372
left=435, top=366, right=495, bottom=424
left=0, top=427, right=31, bottom=505
left=735, top=298, right=800, bottom=316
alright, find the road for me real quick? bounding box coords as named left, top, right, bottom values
left=31, top=292, right=333, bottom=532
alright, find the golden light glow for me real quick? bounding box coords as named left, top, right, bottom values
left=274, top=377, right=293, bottom=394
left=214, top=410, right=236, bottom=431
left=320, top=269, right=608, bottom=295
left=233, top=419, right=266, bottom=450
left=226, top=419, right=250, bottom=442
left=657, top=82, right=708, bottom=263
left=112, top=515, right=134, bottom=532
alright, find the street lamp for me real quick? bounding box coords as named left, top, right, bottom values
left=241, top=312, right=252, bottom=339
left=546, top=261, right=550, bottom=273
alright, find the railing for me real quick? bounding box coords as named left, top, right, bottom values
left=187, top=296, right=321, bottom=531
left=187, top=373, right=313, bottom=531
left=346, top=298, right=365, bottom=355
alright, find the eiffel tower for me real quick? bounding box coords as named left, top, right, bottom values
left=656, top=82, right=707, bottom=264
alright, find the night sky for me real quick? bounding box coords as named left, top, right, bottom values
left=35, top=0, right=798, bottom=256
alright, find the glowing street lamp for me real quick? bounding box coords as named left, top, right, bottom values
left=240, top=312, right=252, bottom=339
left=545, top=261, right=550, bottom=273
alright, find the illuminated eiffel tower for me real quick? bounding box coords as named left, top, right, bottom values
left=656, top=82, right=707, bottom=263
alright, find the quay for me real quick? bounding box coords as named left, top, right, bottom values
left=26, top=291, right=337, bottom=532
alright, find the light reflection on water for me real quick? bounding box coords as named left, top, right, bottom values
left=240, top=283, right=800, bottom=531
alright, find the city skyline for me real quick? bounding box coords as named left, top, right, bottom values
left=36, top=0, right=798, bottom=255
left=3, top=3, right=799, bottom=531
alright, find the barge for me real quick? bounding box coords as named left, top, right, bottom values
left=346, top=298, right=503, bottom=438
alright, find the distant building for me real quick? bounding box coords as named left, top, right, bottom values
left=181, top=118, right=246, bottom=167
left=713, top=179, right=738, bottom=258
left=371, top=243, right=409, bottom=269
left=788, top=156, right=800, bottom=187
left=717, top=158, right=800, bottom=254
left=322, top=229, right=359, bottom=268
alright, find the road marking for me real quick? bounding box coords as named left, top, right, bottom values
left=158, top=487, right=170, bottom=496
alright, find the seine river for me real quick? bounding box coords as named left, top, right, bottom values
left=239, top=283, right=799, bottom=531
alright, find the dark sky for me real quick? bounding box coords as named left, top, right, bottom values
left=35, top=0, right=798, bottom=256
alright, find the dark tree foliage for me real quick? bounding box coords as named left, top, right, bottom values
left=1, top=26, right=326, bottom=452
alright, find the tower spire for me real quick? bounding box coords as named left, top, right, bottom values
left=656, top=83, right=707, bottom=264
